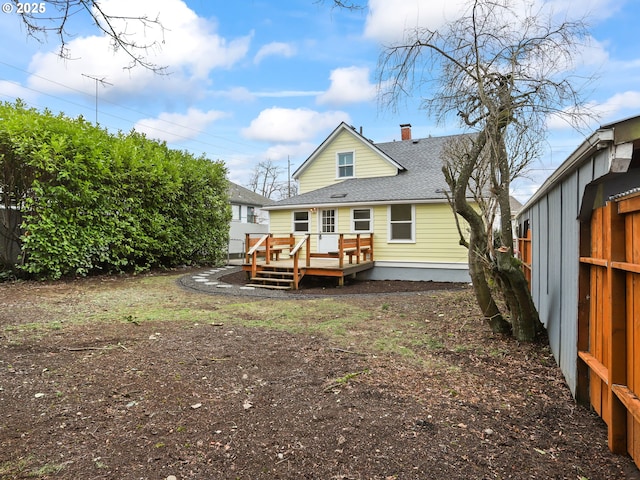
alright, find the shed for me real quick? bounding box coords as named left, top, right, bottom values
left=517, top=114, right=640, bottom=397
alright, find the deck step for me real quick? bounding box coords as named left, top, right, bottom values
left=248, top=268, right=304, bottom=290
left=250, top=276, right=295, bottom=285
left=245, top=283, right=293, bottom=290
left=255, top=271, right=296, bottom=277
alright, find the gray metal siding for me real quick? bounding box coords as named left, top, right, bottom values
left=545, top=186, right=563, bottom=360
left=558, top=174, right=580, bottom=395
left=519, top=150, right=608, bottom=396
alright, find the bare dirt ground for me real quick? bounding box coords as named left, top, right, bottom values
left=1, top=268, right=639, bottom=479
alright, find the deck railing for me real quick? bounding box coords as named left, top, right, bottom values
left=289, top=235, right=310, bottom=289
left=245, top=233, right=373, bottom=266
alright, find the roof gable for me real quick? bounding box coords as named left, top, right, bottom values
left=293, top=122, right=405, bottom=180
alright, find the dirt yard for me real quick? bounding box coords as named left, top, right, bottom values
left=1, top=268, right=639, bottom=479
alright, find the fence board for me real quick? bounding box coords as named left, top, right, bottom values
left=577, top=195, right=640, bottom=464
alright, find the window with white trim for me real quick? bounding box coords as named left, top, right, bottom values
left=389, top=204, right=414, bottom=242
left=293, top=211, right=310, bottom=232
left=352, top=208, right=372, bottom=232
left=232, top=204, right=241, bottom=221
left=337, top=152, right=354, bottom=178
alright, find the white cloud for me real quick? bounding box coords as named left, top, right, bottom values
left=242, top=107, right=350, bottom=143
left=316, top=66, right=377, bottom=106
left=264, top=142, right=316, bottom=162
left=364, top=0, right=467, bottom=44
left=254, top=42, right=296, bottom=64
left=134, top=107, right=228, bottom=143
left=26, top=0, right=251, bottom=99
left=546, top=91, right=640, bottom=131
left=591, top=91, right=640, bottom=121
left=363, top=0, right=622, bottom=45
left=0, top=80, right=39, bottom=104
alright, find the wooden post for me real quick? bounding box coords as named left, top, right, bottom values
left=577, top=221, right=592, bottom=405
left=338, top=233, right=344, bottom=269
left=293, top=251, right=299, bottom=290
left=251, top=251, right=257, bottom=280
left=265, top=234, right=271, bottom=265
left=605, top=201, right=628, bottom=454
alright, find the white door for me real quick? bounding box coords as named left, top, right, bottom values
left=318, top=209, right=338, bottom=253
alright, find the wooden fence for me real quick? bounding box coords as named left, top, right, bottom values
left=517, top=227, right=532, bottom=288
left=577, top=192, right=640, bottom=467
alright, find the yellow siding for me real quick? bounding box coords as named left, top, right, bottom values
left=298, top=129, right=398, bottom=194
left=268, top=203, right=469, bottom=264
left=371, top=203, right=468, bottom=263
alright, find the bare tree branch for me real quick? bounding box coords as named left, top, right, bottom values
left=11, top=0, right=168, bottom=72
left=376, top=0, right=598, bottom=341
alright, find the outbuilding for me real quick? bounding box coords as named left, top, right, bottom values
left=517, top=114, right=640, bottom=464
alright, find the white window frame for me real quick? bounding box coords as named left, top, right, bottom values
left=387, top=204, right=415, bottom=243
left=336, top=151, right=355, bottom=179
left=231, top=204, right=241, bottom=221
left=351, top=208, right=372, bottom=233
left=292, top=210, right=310, bottom=233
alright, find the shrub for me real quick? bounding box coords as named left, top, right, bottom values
left=0, top=100, right=230, bottom=279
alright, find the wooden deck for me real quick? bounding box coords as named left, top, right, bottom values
left=242, top=233, right=374, bottom=289
left=242, top=257, right=374, bottom=278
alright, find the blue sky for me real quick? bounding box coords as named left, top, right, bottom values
left=1, top=0, right=639, bottom=202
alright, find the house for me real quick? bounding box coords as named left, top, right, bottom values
left=228, top=182, right=273, bottom=259
left=516, top=114, right=640, bottom=465
left=261, top=122, right=473, bottom=282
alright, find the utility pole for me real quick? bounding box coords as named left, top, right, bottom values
left=287, top=155, right=291, bottom=198
left=81, top=74, right=113, bottom=125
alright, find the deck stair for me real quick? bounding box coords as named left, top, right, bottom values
left=246, top=265, right=305, bottom=290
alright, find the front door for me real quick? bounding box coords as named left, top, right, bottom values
left=318, top=209, right=338, bottom=253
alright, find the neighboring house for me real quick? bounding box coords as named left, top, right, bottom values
left=493, top=195, right=523, bottom=252
left=262, top=122, right=473, bottom=282
left=228, top=182, right=273, bottom=259
left=517, top=114, right=640, bottom=398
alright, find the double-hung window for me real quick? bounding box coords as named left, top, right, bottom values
left=337, top=152, right=354, bottom=178
left=293, top=211, right=310, bottom=232
left=389, top=204, right=414, bottom=242
left=352, top=208, right=372, bottom=232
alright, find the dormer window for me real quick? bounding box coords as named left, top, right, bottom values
left=337, top=152, right=354, bottom=178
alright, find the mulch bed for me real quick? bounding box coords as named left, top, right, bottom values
left=1, top=271, right=639, bottom=479
left=219, top=269, right=468, bottom=295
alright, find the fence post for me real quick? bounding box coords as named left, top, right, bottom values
left=605, top=202, right=628, bottom=454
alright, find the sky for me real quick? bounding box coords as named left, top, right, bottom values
left=1, top=0, right=639, bottom=203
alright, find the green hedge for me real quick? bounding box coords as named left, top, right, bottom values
left=0, top=100, right=231, bottom=279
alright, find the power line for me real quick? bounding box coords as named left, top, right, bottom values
left=0, top=60, right=263, bottom=156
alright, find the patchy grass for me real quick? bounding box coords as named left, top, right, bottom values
left=0, top=269, right=637, bottom=480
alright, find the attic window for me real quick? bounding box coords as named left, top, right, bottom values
left=331, top=193, right=347, bottom=198
left=337, top=152, right=354, bottom=178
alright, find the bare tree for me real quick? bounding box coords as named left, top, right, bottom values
left=377, top=0, right=593, bottom=341
left=11, top=0, right=167, bottom=72
left=246, top=160, right=296, bottom=200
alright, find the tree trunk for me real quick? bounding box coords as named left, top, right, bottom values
left=495, top=247, right=542, bottom=341
left=469, top=237, right=511, bottom=334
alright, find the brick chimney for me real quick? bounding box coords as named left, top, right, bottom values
left=400, top=123, right=412, bottom=141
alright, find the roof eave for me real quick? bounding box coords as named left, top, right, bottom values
left=520, top=127, right=612, bottom=212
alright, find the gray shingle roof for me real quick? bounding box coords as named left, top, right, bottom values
left=228, top=182, right=275, bottom=206
left=269, top=133, right=468, bottom=208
